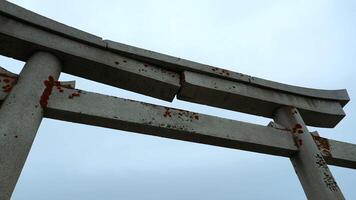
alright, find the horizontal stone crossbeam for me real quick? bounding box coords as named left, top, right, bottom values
left=0, top=68, right=355, bottom=169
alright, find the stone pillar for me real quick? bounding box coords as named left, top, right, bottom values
left=0, top=52, right=62, bottom=200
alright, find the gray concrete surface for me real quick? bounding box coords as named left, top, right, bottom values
left=46, top=88, right=356, bottom=169
left=106, top=40, right=350, bottom=105
left=0, top=1, right=105, bottom=47
left=0, top=66, right=17, bottom=101
left=178, top=71, right=345, bottom=128
left=0, top=1, right=350, bottom=106
left=0, top=9, right=347, bottom=125
left=0, top=67, right=355, bottom=169
left=0, top=2, right=354, bottom=198
left=274, top=107, right=345, bottom=200
left=0, top=52, right=61, bottom=200
left=0, top=14, right=180, bottom=102
left=46, top=87, right=298, bottom=157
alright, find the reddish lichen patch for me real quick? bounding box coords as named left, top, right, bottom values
left=189, top=113, right=199, bottom=120
left=40, top=76, right=57, bottom=108
left=1, top=74, right=18, bottom=93
left=161, top=107, right=200, bottom=122
left=163, top=108, right=172, bottom=118
left=295, top=124, right=302, bottom=129
left=3, top=87, right=12, bottom=93
left=211, top=67, right=230, bottom=76
left=292, top=123, right=303, bottom=133
left=2, top=84, right=12, bottom=92
left=298, top=139, right=303, bottom=146
left=312, top=135, right=332, bottom=157
left=175, top=108, right=200, bottom=122
left=179, top=72, right=186, bottom=84
left=41, top=76, right=76, bottom=106
left=68, top=91, right=81, bottom=99
left=269, top=122, right=293, bottom=132
left=57, top=83, right=74, bottom=90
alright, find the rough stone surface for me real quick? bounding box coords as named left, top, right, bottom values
left=106, top=40, right=349, bottom=105
left=0, top=1, right=105, bottom=47
left=0, top=14, right=180, bottom=101
left=0, top=1, right=349, bottom=105
left=274, top=107, right=345, bottom=200
left=0, top=52, right=62, bottom=200
left=179, top=71, right=346, bottom=128
left=46, top=87, right=298, bottom=157
left=0, top=68, right=355, bottom=170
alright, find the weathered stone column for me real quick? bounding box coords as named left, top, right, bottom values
left=0, top=52, right=62, bottom=200
left=274, top=106, right=345, bottom=200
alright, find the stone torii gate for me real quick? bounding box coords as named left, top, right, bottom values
left=0, top=1, right=355, bottom=200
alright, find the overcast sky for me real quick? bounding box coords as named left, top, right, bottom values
left=1, top=0, right=356, bottom=199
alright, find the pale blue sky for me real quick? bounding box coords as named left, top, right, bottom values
left=1, top=0, right=356, bottom=199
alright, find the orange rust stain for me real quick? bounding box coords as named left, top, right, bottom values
left=313, top=135, right=332, bottom=157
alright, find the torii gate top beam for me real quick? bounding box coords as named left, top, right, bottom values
left=0, top=1, right=350, bottom=104
left=0, top=1, right=349, bottom=128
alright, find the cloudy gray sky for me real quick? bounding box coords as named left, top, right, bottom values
left=1, top=0, right=355, bottom=199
